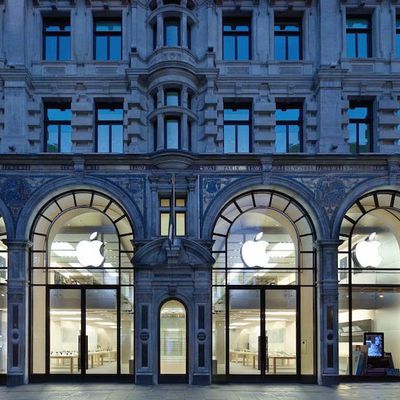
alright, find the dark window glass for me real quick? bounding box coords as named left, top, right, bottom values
left=187, top=23, right=192, bottom=49
left=275, top=103, right=303, bottom=153
left=396, top=17, right=400, bottom=58
left=164, top=18, right=180, bottom=46
left=153, top=24, right=157, bottom=50
left=223, top=18, right=251, bottom=61
left=223, top=103, right=251, bottom=153
left=96, top=104, right=124, bottom=153
left=348, top=101, right=372, bottom=153
left=165, top=118, right=180, bottom=149
left=346, top=16, right=371, bottom=58
left=274, top=18, right=302, bottom=61
left=159, top=197, right=186, bottom=237
left=45, top=104, right=72, bottom=152
left=165, top=90, right=180, bottom=106
left=43, top=18, right=71, bottom=61
left=94, top=19, right=122, bottom=61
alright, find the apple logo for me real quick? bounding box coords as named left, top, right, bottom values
left=354, top=232, right=382, bottom=268
left=241, top=232, right=270, bottom=268
left=76, top=232, right=105, bottom=267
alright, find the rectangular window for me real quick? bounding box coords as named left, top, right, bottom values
left=346, top=16, right=371, bottom=58
left=274, top=18, right=302, bottom=61
left=275, top=102, right=303, bottom=153
left=165, top=118, right=180, bottom=149
left=43, top=17, right=71, bottom=61
left=165, top=89, right=180, bottom=106
left=223, top=18, right=251, bottom=61
left=396, top=17, right=400, bottom=58
left=44, top=103, right=72, bottom=152
left=96, top=104, right=124, bottom=153
left=164, top=18, right=180, bottom=47
left=348, top=100, right=373, bottom=153
left=223, top=103, right=251, bottom=153
left=159, top=197, right=186, bottom=237
left=94, top=18, right=122, bottom=61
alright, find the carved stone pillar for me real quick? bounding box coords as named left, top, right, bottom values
left=314, top=240, right=342, bottom=385
left=4, top=240, right=31, bottom=385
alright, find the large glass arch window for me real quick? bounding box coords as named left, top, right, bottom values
left=339, top=190, right=400, bottom=377
left=0, top=217, right=7, bottom=377
left=30, top=190, right=134, bottom=378
left=212, top=190, right=316, bottom=379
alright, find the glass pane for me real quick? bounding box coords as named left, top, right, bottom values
left=275, top=125, right=287, bottom=153
left=98, top=125, right=110, bottom=152
left=358, top=124, right=370, bottom=153
left=339, top=286, right=350, bottom=375
left=166, top=91, right=180, bottom=106
left=265, top=290, right=297, bottom=375
left=288, top=125, right=300, bottom=152
left=347, top=18, right=369, bottom=29
left=165, top=22, right=179, bottom=46
left=0, top=285, right=6, bottom=374
left=396, top=34, right=400, bottom=58
left=32, top=286, right=46, bottom=373
left=346, top=33, right=356, bottom=58
left=96, top=21, right=121, bottom=32
left=47, top=108, right=72, bottom=121
left=86, top=289, right=118, bottom=374
left=50, top=289, right=81, bottom=374
left=237, top=36, right=250, bottom=60
left=45, top=36, right=57, bottom=60
left=276, top=108, right=300, bottom=121
left=348, top=123, right=357, bottom=154
left=160, top=300, right=186, bottom=374
left=357, top=33, right=368, bottom=58
left=109, top=36, right=121, bottom=60
left=120, top=287, right=134, bottom=374
left=288, top=36, right=300, bottom=60
left=237, top=125, right=249, bottom=152
left=95, top=36, right=108, bottom=61
left=47, top=125, right=59, bottom=152
left=223, top=36, right=235, bottom=61
left=274, top=36, right=286, bottom=61
left=160, top=213, right=170, bottom=236
left=60, top=125, right=72, bottom=153
left=224, top=108, right=249, bottom=121
left=229, top=289, right=261, bottom=375
left=59, top=36, right=71, bottom=61
left=301, top=287, right=314, bottom=374
left=111, top=125, right=123, bottom=153
left=176, top=212, right=185, bottom=236
left=166, top=120, right=179, bottom=149
left=98, top=108, right=123, bottom=121
left=223, top=125, right=236, bottom=153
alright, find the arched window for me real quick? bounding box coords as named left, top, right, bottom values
left=30, top=190, right=134, bottom=378
left=212, top=190, right=316, bottom=379
left=339, top=190, right=400, bottom=376
left=0, top=216, right=7, bottom=376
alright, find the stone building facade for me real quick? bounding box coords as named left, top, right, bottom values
left=0, top=0, right=400, bottom=387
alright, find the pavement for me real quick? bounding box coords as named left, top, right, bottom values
left=1, top=383, right=400, bottom=400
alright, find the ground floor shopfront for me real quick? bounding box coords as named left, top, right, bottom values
left=0, top=155, right=400, bottom=385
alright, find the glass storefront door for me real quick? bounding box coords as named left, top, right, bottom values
left=228, top=287, right=298, bottom=377
left=49, top=287, right=119, bottom=376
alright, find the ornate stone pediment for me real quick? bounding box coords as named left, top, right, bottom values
left=133, top=238, right=215, bottom=268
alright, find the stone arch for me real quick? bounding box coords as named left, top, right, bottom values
left=0, top=196, right=15, bottom=239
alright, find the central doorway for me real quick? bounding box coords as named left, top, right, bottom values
left=49, top=287, right=119, bottom=375
left=158, top=299, right=188, bottom=383
left=228, top=287, right=298, bottom=377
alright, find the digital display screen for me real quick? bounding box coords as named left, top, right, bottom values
left=364, top=332, right=384, bottom=358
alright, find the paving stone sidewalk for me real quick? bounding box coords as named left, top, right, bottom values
left=1, top=383, right=400, bottom=400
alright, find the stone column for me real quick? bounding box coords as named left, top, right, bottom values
left=157, top=14, right=163, bottom=48
left=4, top=240, right=31, bottom=386
left=314, top=240, right=342, bottom=385
left=181, top=14, right=187, bottom=48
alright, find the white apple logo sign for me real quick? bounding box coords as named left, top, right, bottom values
left=76, top=232, right=105, bottom=267
left=241, top=232, right=270, bottom=268
left=354, top=232, right=382, bottom=268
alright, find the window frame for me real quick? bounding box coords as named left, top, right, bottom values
left=93, top=17, right=122, bottom=61
left=222, top=17, right=251, bottom=61
left=275, top=102, right=304, bottom=153
left=274, top=17, right=302, bottom=61
left=159, top=196, right=187, bottom=237
left=95, top=103, right=124, bottom=153
left=164, top=17, right=181, bottom=47
left=346, top=15, right=372, bottom=58
left=223, top=102, right=252, bottom=153
left=44, top=102, right=72, bottom=153
left=42, top=16, right=71, bottom=61
left=348, top=100, right=373, bottom=154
